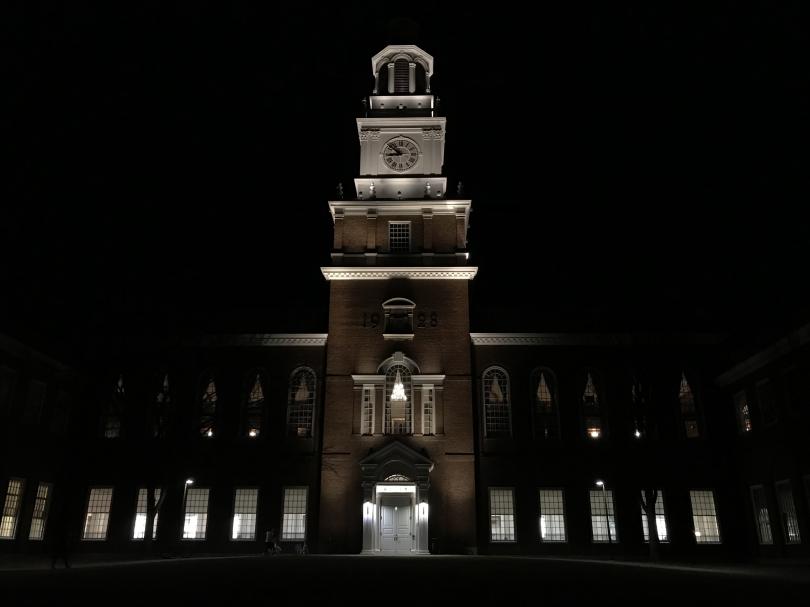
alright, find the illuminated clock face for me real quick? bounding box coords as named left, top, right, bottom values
left=382, top=137, right=419, bottom=172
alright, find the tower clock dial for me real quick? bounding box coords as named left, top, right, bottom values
left=382, top=137, right=420, bottom=172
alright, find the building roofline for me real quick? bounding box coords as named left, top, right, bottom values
left=470, top=332, right=723, bottom=347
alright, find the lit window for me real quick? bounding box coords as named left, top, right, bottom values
left=483, top=367, right=511, bottom=438
left=750, top=485, right=773, bottom=545
left=82, top=487, right=113, bottom=541
left=281, top=487, right=308, bottom=541
left=183, top=488, right=209, bottom=540
left=534, top=370, right=559, bottom=440
left=734, top=391, right=752, bottom=434
left=775, top=481, right=801, bottom=544
left=245, top=374, right=264, bottom=437
left=385, top=365, right=412, bottom=435
left=422, top=385, right=434, bottom=436
left=28, top=482, right=52, bottom=541
left=582, top=372, right=602, bottom=439
left=640, top=490, right=668, bottom=542
left=756, top=380, right=778, bottom=427
left=679, top=372, right=700, bottom=438
left=199, top=378, right=217, bottom=437
left=539, top=489, right=566, bottom=542
left=489, top=488, right=515, bottom=542
left=0, top=478, right=25, bottom=540
left=133, top=488, right=161, bottom=540
left=153, top=374, right=171, bottom=439
left=590, top=489, right=618, bottom=542
left=361, top=385, right=375, bottom=436
left=232, top=488, right=258, bottom=541
left=388, top=221, right=411, bottom=253
left=103, top=375, right=125, bottom=438
left=689, top=490, right=721, bottom=543
left=287, top=368, right=316, bottom=438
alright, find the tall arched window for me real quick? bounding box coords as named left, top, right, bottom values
left=244, top=372, right=265, bottom=438
left=582, top=371, right=602, bottom=439
left=385, top=364, right=413, bottom=434
left=199, top=377, right=217, bottom=437
left=483, top=367, right=511, bottom=438
left=103, top=374, right=125, bottom=438
left=678, top=371, right=700, bottom=438
left=532, top=368, right=559, bottom=440
left=287, top=367, right=316, bottom=438
left=153, top=373, right=171, bottom=439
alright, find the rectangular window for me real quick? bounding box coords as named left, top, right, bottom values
left=775, top=481, right=801, bottom=544
left=589, top=489, right=618, bottom=543
left=82, top=487, right=113, bottom=541
left=756, top=379, right=778, bottom=426
left=388, top=221, right=411, bottom=253
left=690, top=490, right=721, bottom=544
left=28, top=482, right=52, bottom=541
left=281, top=487, right=308, bottom=541
left=489, top=488, right=516, bottom=542
left=750, top=485, right=773, bottom=545
left=232, top=488, right=258, bottom=541
left=422, top=385, right=434, bottom=436
left=734, top=391, right=752, bottom=434
left=361, top=385, right=375, bottom=436
left=133, top=488, right=161, bottom=540
left=182, top=488, right=209, bottom=540
left=640, top=490, right=668, bottom=542
left=538, top=489, right=566, bottom=542
left=0, top=478, right=25, bottom=540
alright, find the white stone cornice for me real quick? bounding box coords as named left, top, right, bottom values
left=351, top=374, right=445, bottom=387
left=322, top=267, right=478, bottom=281
left=470, top=333, right=721, bottom=347
left=194, top=334, right=328, bottom=347
left=357, top=117, right=446, bottom=134
left=328, top=199, right=470, bottom=219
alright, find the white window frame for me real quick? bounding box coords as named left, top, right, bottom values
left=538, top=488, right=566, bottom=543
left=82, top=487, right=113, bottom=541
left=750, top=484, right=773, bottom=545
left=689, top=489, right=721, bottom=544
left=489, top=487, right=516, bottom=543
left=775, top=480, right=802, bottom=545
left=589, top=488, right=618, bottom=543
left=482, top=367, right=512, bottom=438
left=231, top=488, right=259, bottom=541
left=1, top=478, right=25, bottom=540
left=133, top=488, right=161, bottom=540
left=388, top=221, right=411, bottom=253
left=640, top=490, right=669, bottom=543
left=28, top=482, right=52, bottom=541
left=361, top=385, right=375, bottom=436
left=281, top=486, right=308, bottom=542
left=421, top=384, right=434, bottom=436
left=182, top=487, right=210, bottom=540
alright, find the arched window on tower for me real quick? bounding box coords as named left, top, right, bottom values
left=385, top=364, right=412, bottom=435
left=199, top=377, right=217, bottom=438
left=153, top=373, right=171, bottom=439
left=287, top=367, right=316, bottom=438
left=244, top=373, right=265, bottom=438
left=102, top=374, right=125, bottom=438
left=532, top=368, right=559, bottom=440
left=582, top=371, right=603, bottom=439
left=483, top=367, right=511, bottom=438
left=678, top=371, right=700, bottom=438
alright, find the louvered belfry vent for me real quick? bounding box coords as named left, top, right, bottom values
left=394, top=59, right=410, bottom=93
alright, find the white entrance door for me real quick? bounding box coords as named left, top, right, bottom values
left=380, top=496, right=413, bottom=555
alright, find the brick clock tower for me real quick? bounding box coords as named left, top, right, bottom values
left=318, top=45, right=478, bottom=554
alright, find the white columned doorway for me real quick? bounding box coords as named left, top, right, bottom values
left=362, top=481, right=429, bottom=555
left=380, top=494, right=413, bottom=554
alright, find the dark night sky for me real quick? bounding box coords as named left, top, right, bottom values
left=4, top=4, right=810, bottom=360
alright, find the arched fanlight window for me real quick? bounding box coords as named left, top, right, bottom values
left=532, top=368, right=559, bottom=440
left=483, top=367, right=511, bottom=438
left=153, top=373, right=171, bottom=439
left=384, top=474, right=411, bottom=482
left=103, top=374, right=125, bottom=438
left=287, top=367, right=316, bottom=438
left=582, top=371, right=602, bottom=439
left=245, top=373, right=265, bottom=438
left=678, top=371, right=700, bottom=438
left=199, top=377, right=217, bottom=437
left=385, top=364, right=412, bottom=435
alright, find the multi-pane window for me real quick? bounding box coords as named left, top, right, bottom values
left=422, top=385, right=434, bottom=436
left=590, top=489, right=618, bottom=542
left=690, top=490, right=721, bottom=543
left=231, top=488, right=258, bottom=540
left=133, top=488, right=161, bottom=540
left=776, top=481, right=801, bottom=544
left=489, top=488, right=516, bottom=542
left=28, top=482, right=52, bottom=541
left=385, top=365, right=412, bottom=435
left=756, top=379, right=778, bottom=427
left=361, top=385, right=375, bottom=436
left=199, top=378, right=217, bottom=437
left=183, top=488, right=209, bottom=540
left=103, top=375, right=125, bottom=438
left=734, top=391, right=752, bottom=434
left=287, top=368, right=316, bottom=438
left=153, top=374, right=171, bottom=438
left=538, top=489, right=566, bottom=542
left=281, top=487, right=308, bottom=541
left=483, top=367, right=511, bottom=438
left=679, top=372, right=700, bottom=438
left=0, top=478, right=25, bottom=539
left=750, top=485, right=773, bottom=545
left=640, top=490, right=668, bottom=542
left=582, top=372, right=602, bottom=439
left=534, top=370, right=559, bottom=440
left=82, top=487, right=113, bottom=541
left=388, top=221, right=411, bottom=253
left=245, top=374, right=264, bottom=438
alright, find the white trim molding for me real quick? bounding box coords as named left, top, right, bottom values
left=352, top=374, right=445, bottom=389
left=193, top=334, right=328, bottom=347
left=322, top=267, right=477, bottom=281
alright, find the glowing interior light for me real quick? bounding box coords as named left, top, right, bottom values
left=249, top=429, right=258, bottom=438
left=634, top=430, right=642, bottom=438
left=390, top=369, right=408, bottom=402
left=588, top=428, right=601, bottom=438
left=206, top=429, right=213, bottom=437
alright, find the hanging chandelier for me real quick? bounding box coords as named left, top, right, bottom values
left=390, top=369, right=408, bottom=401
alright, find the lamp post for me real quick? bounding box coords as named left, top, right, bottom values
left=182, top=479, right=194, bottom=537
left=596, top=480, right=612, bottom=549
